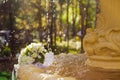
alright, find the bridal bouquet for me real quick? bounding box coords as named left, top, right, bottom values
left=14, top=42, right=54, bottom=72
left=13, top=43, right=54, bottom=80
left=18, top=43, right=47, bottom=65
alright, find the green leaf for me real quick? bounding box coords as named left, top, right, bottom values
left=0, top=71, right=11, bottom=77
left=0, top=76, right=8, bottom=80
left=25, top=48, right=29, bottom=56
left=2, top=46, right=11, bottom=56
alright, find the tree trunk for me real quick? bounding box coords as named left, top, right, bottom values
left=59, top=3, right=63, bottom=42
left=86, top=0, right=90, bottom=28
left=47, top=0, right=54, bottom=48
left=79, top=0, right=86, bottom=53
left=37, top=0, right=42, bottom=42
left=66, top=0, right=70, bottom=53
left=53, top=3, right=56, bottom=47
left=8, top=0, right=15, bottom=56
left=72, top=0, right=76, bottom=37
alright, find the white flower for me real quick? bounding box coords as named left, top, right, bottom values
left=18, top=55, right=35, bottom=65
left=27, top=43, right=33, bottom=50
left=17, top=42, right=54, bottom=67
left=27, top=43, right=46, bottom=54
left=20, top=48, right=27, bottom=56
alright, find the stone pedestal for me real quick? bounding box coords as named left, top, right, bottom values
left=84, top=67, right=120, bottom=80
left=83, top=0, right=120, bottom=79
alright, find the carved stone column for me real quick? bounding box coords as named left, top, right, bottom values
left=83, top=0, right=120, bottom=79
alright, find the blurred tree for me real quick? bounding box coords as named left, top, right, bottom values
left=58, top=0, right=65, bottom=42
left=66, top=0, right=70, bottom=53
left=0, top=0, right=20, bottom=55
left=0, top=0, right=97, bottom=54
left=47, top=0, right=57, bottom=49
left=79, top=0, right=96, bottom=53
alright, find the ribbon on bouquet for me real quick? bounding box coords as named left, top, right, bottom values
left=12, top=68, right=15, bottom=80
left=34, top=51, right=54, bottom=68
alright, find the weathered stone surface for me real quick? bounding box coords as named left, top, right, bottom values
left=18, top=64, right=76, bottom=80
left=47, top=54, right=87, bottom=80
left=83, top=0, right=120, bottom=80
left=83, top=0, right=120, bottom=69
left=17, top=54, right=87, bottom=80
left=84, top=67, right=120, bottom=80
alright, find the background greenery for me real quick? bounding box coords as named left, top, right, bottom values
left=0, top=0, right=97, bottom=79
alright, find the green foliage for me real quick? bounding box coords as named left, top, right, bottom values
left=15, top=0, right=96, bottom=35
left=55, top=37, right=81, bottom=54
left=2, top=46, right=11, bottom=56
left=0, top=46, right=11, bottom=57
left=88, top=0, right=97, bottom=28
left=1, top=0, right=97, bottom=54
left=15, top=0, right=45, bottom=30
left=54, top=44, right=81, bottom=55
left=0, top=71, right=11, bottom=80
left=54, top=45, right=68, bottom=55
left=0, top=71, right=17, bottom=80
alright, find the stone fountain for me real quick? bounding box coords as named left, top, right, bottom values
left=17, top=0, right=120, bottom=80
left=83, top=0, right=120, bottom=79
